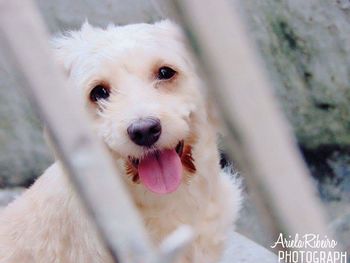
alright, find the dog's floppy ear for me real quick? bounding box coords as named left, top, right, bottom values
left=51, top=21, right=94, bottom=75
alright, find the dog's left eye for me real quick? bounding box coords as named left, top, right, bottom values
left=89, top=85, right=110, bottom=102
left=157, top=66, right=177, bottom=80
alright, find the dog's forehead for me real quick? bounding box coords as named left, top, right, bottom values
left=86, top=23, right=182, bottom=54
left=75, top=24, right=187, bottom=68
left=55, top=21, right=195, bottom=88
left=52, top=20, right=191, bottom=74
left=86, top=27, right=190, bottom=71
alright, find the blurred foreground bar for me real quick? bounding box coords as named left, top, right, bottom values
left=163, top=0, right=333, bottom=248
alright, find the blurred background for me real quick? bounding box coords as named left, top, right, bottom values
left=0, top=0, right=349, bottom=255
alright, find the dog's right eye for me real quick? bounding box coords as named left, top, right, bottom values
left=157, top=66, right=177, bottom=80
left=89, top=85, right=110, bottom=102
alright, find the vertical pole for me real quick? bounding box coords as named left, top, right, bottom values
left=168, top=0, right=332, bottom=246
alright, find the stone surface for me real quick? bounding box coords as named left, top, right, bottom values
left=234, top=1, right=350, bottom=254
left=0, top=57, right=53, bottom=187
left=238, top=0, right=350, bottom=149
left=34, top=0, right=160, bottom=33
left=0, top=188, right=24, bottom=208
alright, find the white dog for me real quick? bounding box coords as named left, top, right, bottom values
left=0, top=21, right=241, bottom=263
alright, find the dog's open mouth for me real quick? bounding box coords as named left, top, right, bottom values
left=126, top=140, right=196, bottom=195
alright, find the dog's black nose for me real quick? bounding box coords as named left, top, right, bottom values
left=127, top=118, right=161, bottom=147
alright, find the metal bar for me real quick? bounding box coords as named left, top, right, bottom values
left=169, top=0, right=332, bottom=245
left=0, top=0, right=157, bottom=262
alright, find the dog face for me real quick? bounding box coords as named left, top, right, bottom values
left=53, top=21, right=207, bottom=194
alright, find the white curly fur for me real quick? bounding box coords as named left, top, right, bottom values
left=0, top=20, right=242, bottom=263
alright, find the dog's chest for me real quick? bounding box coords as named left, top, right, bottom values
left=131, top=181, right=208, bottom=244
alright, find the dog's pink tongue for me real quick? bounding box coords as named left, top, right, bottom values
left=138, top=149, right=182, bottom=194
